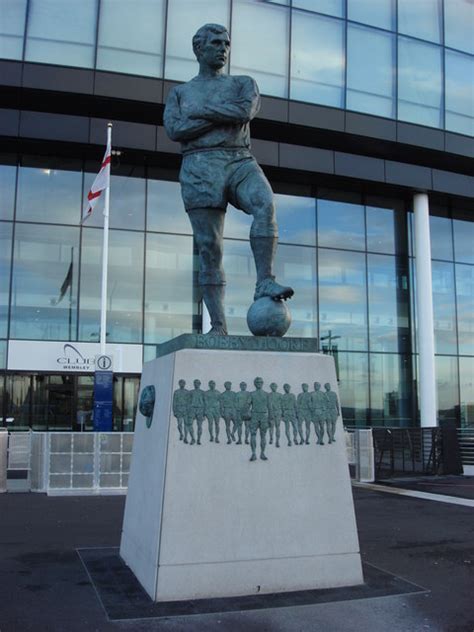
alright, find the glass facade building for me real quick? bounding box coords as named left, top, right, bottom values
left=0, top=0, right=472, bottom=431
left=1, top=0, right=473, bottom=135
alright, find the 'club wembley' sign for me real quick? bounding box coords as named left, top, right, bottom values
left=7, top=340, right=142, bottom=373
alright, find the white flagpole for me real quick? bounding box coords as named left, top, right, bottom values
left=100, top=122, right=112, bottom=355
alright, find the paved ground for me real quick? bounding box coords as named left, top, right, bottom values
left=0, top=481, right=473, bottom=632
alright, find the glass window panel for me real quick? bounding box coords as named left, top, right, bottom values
left=445, top=50, right=474, bottom=137
left=456, top=264, right=474, bottom=355
left=347, top=24, right=395, bottom=118
left=144, top=233, right=196, bottom=343
left=276, top=194, right=316, bottom=246
left=225, top=193, right=316, bottom=245
left=165, top=0, right=230, bottom=81
left=436, top=356, right=459, bottom=423
left=76, top=375, right=94, bottom=431
left=221, top=204, right=252, bottom=240
left=337, top=352, right=369, bottom=425
left=11, top=224, right=79, bottom=340
left=79, top=229, right=143, bottom=343
left=292, top=0, right=344, bottom=18
left=409, top=257, right=417, bottom=354
left=5, top=375, right=32, bottom=429
left=0, top=0, right=27, bottom=60
left=366, top=196, right=407, bottom=255
left=0, top=340, right=6, bottom=369
left=230, top=0, right=289, bottom=98
left=0, top=164, right=16, bottom=221
left=366, top=206, right=396, bottom=254
left=290, top=11, right=345, bottom=107
left=25, top=0, right=97, bottom=68
left=44, top=375, right=74, bottom=430
left=398, top=0, right=442, bottom=44
left=430, top=215, right=453, bottom=261
left=112, top=375, right=123, bottom=431
left=432, top=261, right=457, bottom=354
left=97, top=0, right=165, bottom=77
left=368, top=254, right=409, bottom=353
left=276, top=244, right=317, bottom=338
left=398, top=37, right=443, bottom=128
left=0, top=222, right=12, bottom=338
left=459, top=357, right=474, bottom=428
left=444, top=0, right=474, bottom=54
left=221, top=239, right=254, bottom=335
left=123, top=377, right=139, bottom=431
left=370, top=354, right=412, bottom=426
left=146, top=179, right=192, bottom=235
left=221, top=240, right=317, bottom=337
left=318, top=199, right=365, bottom=250
left=453, top=219, right=474, bottom=264
left=31, top=375, right=48, bottom=430
left=318, top=249, right=368, bottom=351
left=348, top=0, right=394, bottom=31
left=407, top=210, right=414, bottom=257
left=83, top=169, right=145, bottom=230
left=17, top=163, right=82, bottom=225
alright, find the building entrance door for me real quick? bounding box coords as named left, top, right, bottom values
left=76, top=376, right=94, bottom=431
left=46, top=376, right=75, bottom=430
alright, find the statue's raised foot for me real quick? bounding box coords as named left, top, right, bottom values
left=254, top=277, right=294, bottom=302
left=250, top=454, right=257, bottom=462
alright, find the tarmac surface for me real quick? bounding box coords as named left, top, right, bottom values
left=1, top=480, right=473, bottom=632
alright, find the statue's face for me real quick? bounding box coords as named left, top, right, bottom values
left=209, top=380, right=215, bottom=389
left=270, top=383, right=277, bottom=392
left=224, top=381, right=231, bottom=390
left=284, top=384, right=290, bottom=393
left=199, top=31, right=230, bottom=70
left=254, top=377, right=263, bottom=389
left=324, top=383, right=331, bottom=391
left=240, top=382, right=247, bottom=391
left=194, top=380, right=201, bottom=388
left=178, top=379, right=185, bottom=388
left=302, top=383, right=308, bottom=392
left=314, top=382, right=321, bottom=391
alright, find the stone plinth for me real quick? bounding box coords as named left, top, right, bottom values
left=120, top=342, right=363, bottom=601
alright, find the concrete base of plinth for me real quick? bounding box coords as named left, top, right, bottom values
left=120, top=344, right=363, bottom=601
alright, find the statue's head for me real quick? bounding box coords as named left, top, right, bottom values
left=302, top=383, right=308, bottom=392
left=270, top=382, right=277, bottom=392
left=209, top=380, right=215, bottom=389
left=240, top=381, right=247, bottom=391
left=283, top=383, right=290, bottom=393
left=178, top=379, right=186, bottom=388
left=314, top=381, right=321, bottom=391
left=254, top=376, right=263, bottom=389
left=324, top=382, right=331, bottom=391
left=192, top=23, right=230, bottom=69
left=194, top=379, right=201, bottom=388
left=224, top=381, right=232, bottom=390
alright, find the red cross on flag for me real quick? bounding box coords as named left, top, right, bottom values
left=82, top=136, right=111, bottom=223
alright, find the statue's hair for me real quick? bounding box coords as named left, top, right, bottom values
left=192, top=23, right=229, bottom=59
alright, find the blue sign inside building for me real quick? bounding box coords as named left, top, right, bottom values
left=93, top=371, right=113, bottom=431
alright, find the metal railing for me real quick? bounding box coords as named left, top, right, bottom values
left=458, top=428, right=474, bottom=474
left=371, top=427, right=443, bottom=479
